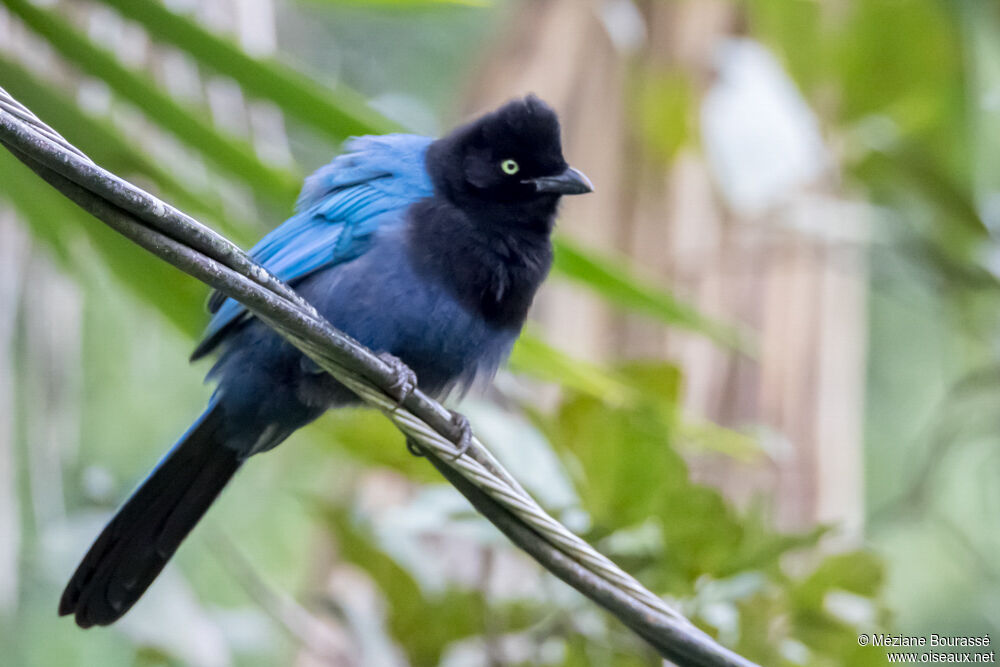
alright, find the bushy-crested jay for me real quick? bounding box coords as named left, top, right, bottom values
left=60, top=95, right=592, bottom=627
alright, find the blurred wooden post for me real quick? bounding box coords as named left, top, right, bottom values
left=463, top=0, right=867, bottom=535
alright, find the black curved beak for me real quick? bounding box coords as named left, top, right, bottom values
left=525, top=166, right=594, bottom=195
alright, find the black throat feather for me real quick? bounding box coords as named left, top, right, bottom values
left=406, top=105, right=565, bottom=330
left=406, top=195, right=554, bottom=331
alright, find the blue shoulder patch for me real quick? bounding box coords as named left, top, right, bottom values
left=191, top=134, right=434, bottom=360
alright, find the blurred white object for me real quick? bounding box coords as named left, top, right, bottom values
left=701, top=39, right=831, bottom=215
left=823, top=589, right=877, bottom=627
left=598, top=0, right=646, bottom=55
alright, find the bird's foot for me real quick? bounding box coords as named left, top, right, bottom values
left=378, top=352, right=417, bottom=408
left=447, top=410, right=472, bottom=460
left=405, top=436, right=425, bottom=457
left=404, top=413, right=471, bottom=459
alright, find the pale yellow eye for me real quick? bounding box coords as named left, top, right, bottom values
left=501, top=159, right=520, bottom=175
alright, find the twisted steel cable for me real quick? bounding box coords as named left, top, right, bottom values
left=0, top=85, right=758, bottom=667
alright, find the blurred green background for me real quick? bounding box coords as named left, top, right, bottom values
left=1, top=0, right=998, bottom=665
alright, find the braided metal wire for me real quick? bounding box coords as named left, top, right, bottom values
left=0, top=85, right=758, bottom=667
left=0, top=89, right=91, bottom=161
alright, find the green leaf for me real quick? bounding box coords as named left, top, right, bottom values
left=552, top=395, right=687, bottom=533
left=0, top=151, right=205, bottom=336
left=546, top=388, right=821, bottom=595
left=559, top=634, right=658, bottom=667
left=613, top=362, right=682, bottom=420
left=319, top=504, right=536, bottom=665
left=630, top=69, right=696, bottom=163
left=717, top=502, right=827, bottom=576
left=833, top=0, right=960, bottom=125
left=674, top=421, right=761, bottom=461
left=746, top=0, right=826, bottom=93
left=4, top=0, right=302, bottom=203
left=91, top=0, right=402, bottom=142
left=794, top=551, right=885, bottom=609
left=854, top=144, right=987, bottom=238
left=552, top=235, right=752, bottom=353
left=786, top=551, right=887, bottom=663
left=0, top=53, right=258, bottom=248
left=510, top=330, right=638, bottom=405
left=613, top=363, right=761, bottom=460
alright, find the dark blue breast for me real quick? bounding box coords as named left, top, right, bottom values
left=296, top=224, right=518, bottom=395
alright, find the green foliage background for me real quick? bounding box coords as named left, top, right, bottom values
left=0, top=0, right=997, bottom=665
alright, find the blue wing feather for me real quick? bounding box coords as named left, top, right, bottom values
left=192, top=134, right=434, bottom=360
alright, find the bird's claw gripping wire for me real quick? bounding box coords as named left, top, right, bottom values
left=446, top=410, right=472, bottom=460
left=404, top=411, right=472, bottom=459
left=405, top=436, right=425, bottom=457
left=379, top=352, right=424, bottom=460
left=378, top=352, right=417, bottom=409
left=376, top=352, right=467, bottom=461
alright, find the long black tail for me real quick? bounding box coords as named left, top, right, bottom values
left=59, top=403, right=241, bottom=628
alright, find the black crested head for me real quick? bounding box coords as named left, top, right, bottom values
left=426, top=95, right=592, bottom=225
left=411, top=96, right=591, bottom=330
